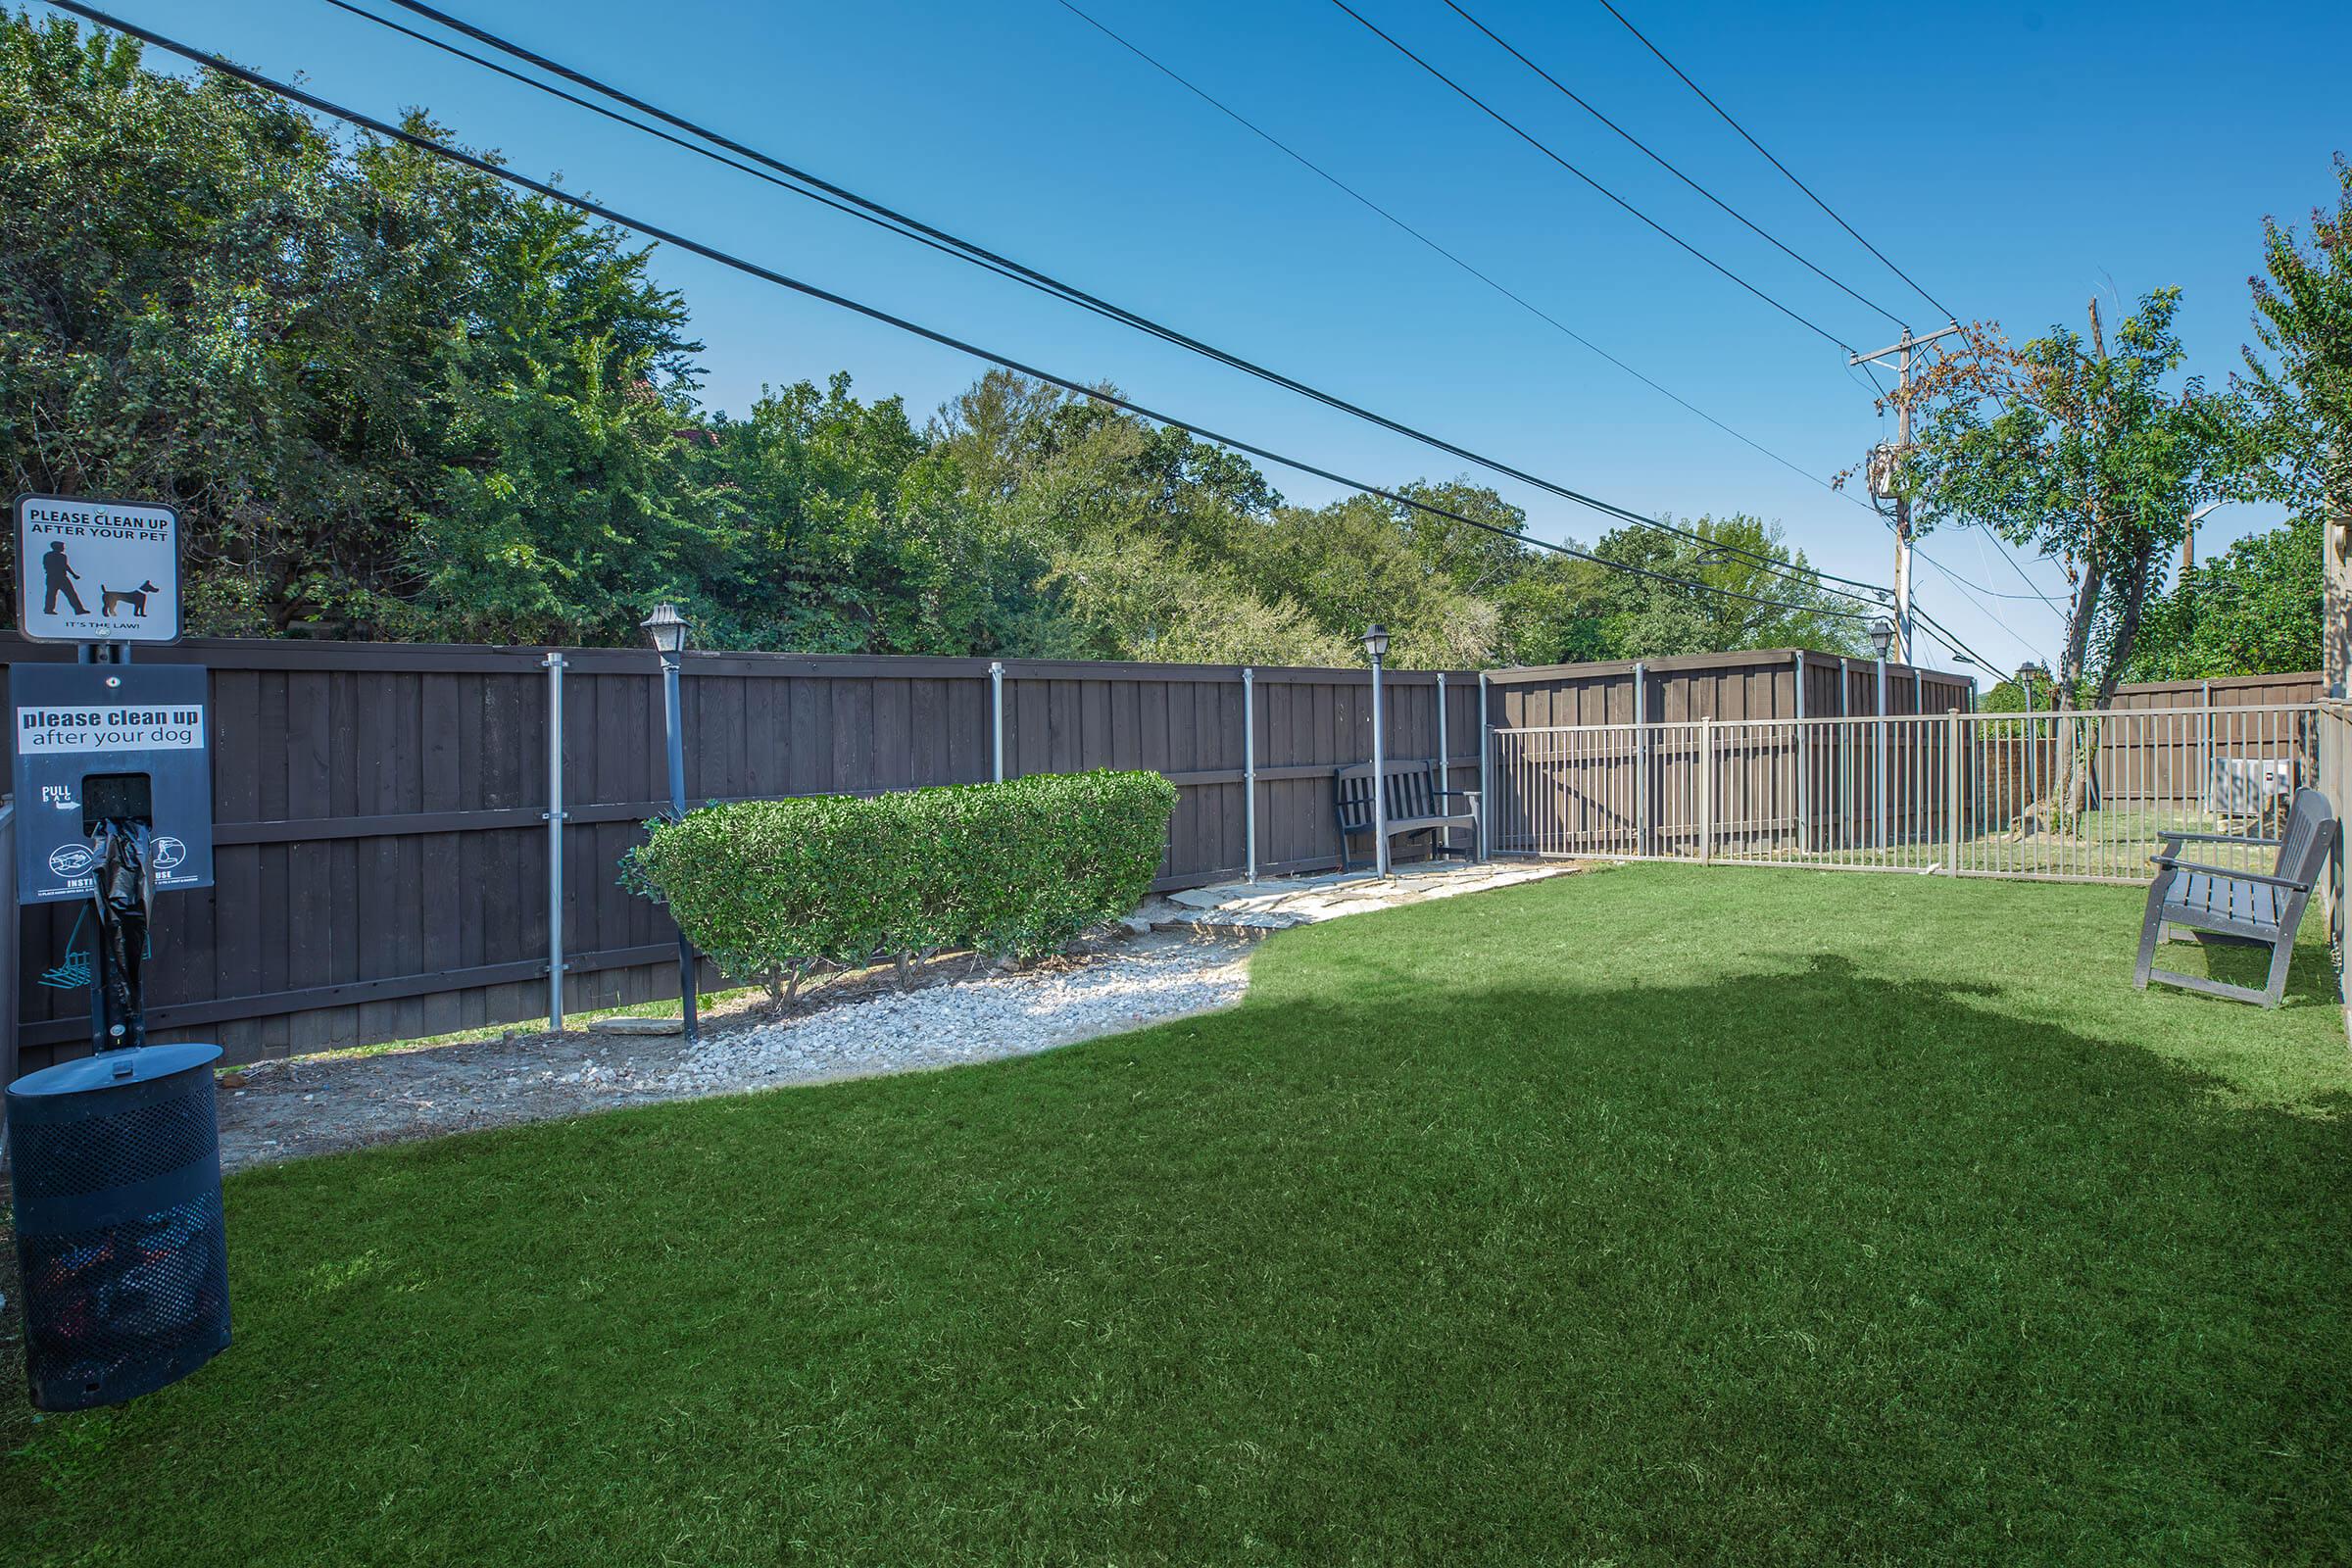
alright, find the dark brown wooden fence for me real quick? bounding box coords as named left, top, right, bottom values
left=2109, top=671, right=2323, bottom=710
left=4, top=636, right=1487, bottom=1070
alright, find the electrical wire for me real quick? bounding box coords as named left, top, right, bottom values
left=1847, top=339, right=2060, bottom=638
left=41, top=0, right=1880, bottom=628
left=318, top=0, right=1886, bottom=603
left=1327, top=0, right=1860, bottom=352
left=1591, top=0, right=1957, bottom=325
left=1053, top=0, right=1880, bottom=522
left=1437, top=0, right=1908, bottom=330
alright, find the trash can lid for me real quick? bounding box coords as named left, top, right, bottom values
left=8, top=1042, right=222, bottom=1098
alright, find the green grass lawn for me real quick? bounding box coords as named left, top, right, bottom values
left=6, top=864, right=2350, bottom=1566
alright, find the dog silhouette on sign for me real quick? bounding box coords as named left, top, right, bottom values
left=101, top=580, right=160, bottom=617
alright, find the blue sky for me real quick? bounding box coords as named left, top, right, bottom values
left=102, top=0, right=2352, bottom=673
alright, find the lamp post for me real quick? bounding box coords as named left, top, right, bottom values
left=1363, top=623, right=1391, bottom=877
left=1867, top=617, right=1894, bottom=661
left=640, top=603, right=699, bottom=1044
left=2014, top=661, right=2048, bottom=713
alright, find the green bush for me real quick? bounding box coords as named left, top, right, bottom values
left=622, top=769, right=1178, bottom=987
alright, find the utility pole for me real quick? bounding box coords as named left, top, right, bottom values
left=1852, top=322, right=1963, bottom=663
left=2182, top=500, right=2221, bottom=589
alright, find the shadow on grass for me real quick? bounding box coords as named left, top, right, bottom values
left=4, top=948, right=2349, bottom=1567
left=2160, top=928, right=2341, bottom=1007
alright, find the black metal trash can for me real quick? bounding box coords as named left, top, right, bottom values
left=6, top=1042, right=231, bottom=1410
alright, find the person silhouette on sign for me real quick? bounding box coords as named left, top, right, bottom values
left=40, top=542, right=87, bottom=615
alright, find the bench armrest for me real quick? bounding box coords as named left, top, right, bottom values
left=2161, top=829, right=2280, bottom=848
left=2147, top=855, right=2307, bottom=890
left=1434, top=789, right=1480, bottom=806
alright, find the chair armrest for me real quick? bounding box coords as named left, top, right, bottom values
left=1434, top=789, right=1480, bottom=803
left=2146, top=855, right=2308, bottom=890
left=2162, top=830, right=2281, bottom=847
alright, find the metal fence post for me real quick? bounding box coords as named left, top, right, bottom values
left=1370, top=657, right=1389, bottom=876
left=1792, top=651, right=1808, bottom=854
left=1477, top=670, right=1491, bottom=861
left=542, top=650, right=566, bottom=1030
left=1699, top=714, right=1714, bottom=863
left=990, top=661, right=1005, bottom=784
left=1946, top=707, right=1962, bottom=875
left=1242, top=666, right=1257, bottom=882
left=1435, top=672, right=1449, bottom=858
left=2199, top=677, right=2214, bottom=815
left=1838, top=656, right=1851, bottom=849
left=1634, top=661, right=1649, bottom=858
left=1875, top=657, right=1889, bottom=851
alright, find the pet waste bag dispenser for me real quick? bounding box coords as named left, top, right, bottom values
left=6, top=657, right=227, bottom=1410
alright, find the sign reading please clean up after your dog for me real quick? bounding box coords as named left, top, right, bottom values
left=14, top=493, right=182, bottom=644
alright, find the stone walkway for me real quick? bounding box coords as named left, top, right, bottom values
left=1136, top=858, right=1578, bottom=932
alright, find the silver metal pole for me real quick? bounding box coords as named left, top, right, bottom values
left=543, top=651, right=566, bottom=1030
left=1477, top=670, right=1491, bottom=861
left=990, top=661, right=1005, bottom=784
left=1699, top=715, right=1714, bottom=863
left=1876, top=657, right=1889, bottom=851
left=660, top=650, right=698, bottom=1044
left=1946, top=707, right=1962, bottom=875
left=1242, top=666, right=1257, bottom=882
left=1838, top=657, right=1851, bottom=851
left=2199, top=677, right=2213, bottom=817
left=1370, top=656, right=1389, bottom=876
left=1792, top=651, right=1808, bottom=854
left=1435, top=672, right=1449, bottom=858
left=1634, top=661, right=1649, bottom=858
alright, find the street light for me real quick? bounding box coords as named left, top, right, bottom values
left=1363, top=624, right=1390, bottom=877
left=1867, top=617, right=1894, bottom=661
left=640, top=603, right=700, bottom=1044
left=2015, top=661, right=2049, bottom=713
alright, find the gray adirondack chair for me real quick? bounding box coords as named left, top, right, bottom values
left=2133, top=786, right=2337, bottom=1007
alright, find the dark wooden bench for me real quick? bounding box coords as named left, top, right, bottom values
left=2132, top=785, right=2336, bottom=1007
left=1334, top=759, right=1480, bottom=874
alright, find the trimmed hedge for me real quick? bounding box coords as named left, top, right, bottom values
left=622, top=769, right=1178, bottom=987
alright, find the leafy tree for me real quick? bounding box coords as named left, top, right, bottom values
left=0, top=14, right=1904, bottom=672
left=1902, top=291, right=2251, bottom=715
left=1572, top=515, right=1868, bottom=660
left=1043, top=530, right=1352, bottom=665
left=0, top=12, right=715, bottom=639
left=2123, top=514, right=2322, bottom=679
left=2239, top=157, right=2352, bottom=534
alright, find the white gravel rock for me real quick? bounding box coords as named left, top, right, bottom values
left=653, top=941, right=1250, bottom=1096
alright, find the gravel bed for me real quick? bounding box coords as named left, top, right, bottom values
left=215, top=932, right=1252, bottom=1172
left=646, top=939, right=1251, bottom=1096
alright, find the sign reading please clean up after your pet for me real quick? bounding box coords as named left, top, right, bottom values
left=13, top=493, right=182, bottom=645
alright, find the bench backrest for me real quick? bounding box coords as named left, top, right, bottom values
left=2274, top=786, right=2337, bottom=894
left=1334, top=759, right=1445, bottom=832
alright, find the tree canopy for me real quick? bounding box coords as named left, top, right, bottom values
left=0, top=13, right=1860, bottom=669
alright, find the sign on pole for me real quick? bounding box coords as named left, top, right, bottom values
left=10, top=663, right=213, bottom=905
left=14, top=494, right=182, bottom=644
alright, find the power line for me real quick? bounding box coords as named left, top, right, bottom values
left=313, top=0, right=1890, bottom=605
left=1326, top=0, right=1860, bottom=352
left=1591, top=0, right=1958, bottom=324
left=1437, top=0, right=1908, bottom=330
left=1911, top=599, right=2028, bottom=677
left=43, top=0, right=1877, bottom=629
left=1053, top=0, right=1877, bottom=522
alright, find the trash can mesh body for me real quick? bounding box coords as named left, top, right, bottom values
left=7, top=1043, right=231, bottom=1410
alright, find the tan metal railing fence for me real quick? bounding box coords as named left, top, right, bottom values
left=1490, top=704, right=2314, bottom=883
